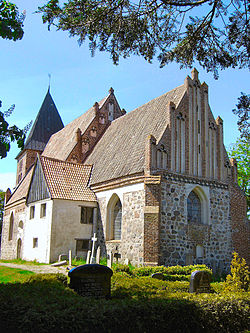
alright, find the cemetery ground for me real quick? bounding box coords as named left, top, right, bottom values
left=0, top=260, right=249, bottom=332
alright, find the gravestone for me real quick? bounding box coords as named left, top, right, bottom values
left=96, top=246, right=101, bottom=264
left=113, top=252, right=121, bottom=264
left=151, top=273, right=164, bottom=280
left=68, top=264, right=113, bottom=298
left=69, top=250, right=72, bottom=266
left=189, top=270, right=211, bottom=293
left=86, top=250, right=91, bottom=264
left=107, top=251, right=113, bottom=268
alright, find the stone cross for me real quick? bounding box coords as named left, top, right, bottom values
left=90, top=233, right=97, bottom=264
left=107, top=251, right=113, bottom=268
left=96, top=246, right=101, bottom=264
left=86, top=250, right=91, bottom=264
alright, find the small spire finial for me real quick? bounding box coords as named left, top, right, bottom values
left=48, top=73, right=51, bottom=92
left=109, top=87, right=114, bottom=95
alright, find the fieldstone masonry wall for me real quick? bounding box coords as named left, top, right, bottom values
left=1, top=202, right=26, bottom=260
left=97, top=189, right=145, bottom=267
left=160, top=179, right=232, bottom=272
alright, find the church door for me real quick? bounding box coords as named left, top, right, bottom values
left=17, top=238, right=22, bottom=259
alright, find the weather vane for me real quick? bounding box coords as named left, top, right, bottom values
left=48, top=73, right=51, bottom=91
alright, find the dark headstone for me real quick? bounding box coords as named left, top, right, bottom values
left=151, top=273, right=164, bottom=280
left=68, top=264, right=113, bottom=298
left=189, top=270, right=211, bottom=293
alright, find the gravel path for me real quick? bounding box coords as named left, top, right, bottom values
left=0, top=262, right=69, bottom=275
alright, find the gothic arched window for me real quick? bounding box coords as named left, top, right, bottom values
left=9, top=212, right=14, bottom=241
left=187, top=191, right=201, bottom=224
left=106, top=194, right=122, bottom=240
left=113, top=199, right=122, bottom=240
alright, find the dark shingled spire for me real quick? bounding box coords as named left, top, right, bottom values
left=23, top=89, right=64, bottom=151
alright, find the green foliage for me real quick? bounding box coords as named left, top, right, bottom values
left=0, top=265, right=34, bottom=283
left=0, top=273, right=249, bottom=332
left=0, top=100, right=32, bottom=158
left=131, top=264, right=212, bottom=280
left=0, top=258, right=47, bottom=266
left=228, top=137, right=250, bottom=214
left=0, top=0, right=25, bottom=41
left=38, top=0, right=249, bottom=77
left=112, top=263, right=212, bottom=282
left=233, top=92, right=250, bottom=141
left=71, top=257, right=107, bottom=266
left=225, top=252, right=250, bottom=292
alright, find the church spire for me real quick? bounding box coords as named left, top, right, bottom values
left=23, top=89, right=64, bottom=152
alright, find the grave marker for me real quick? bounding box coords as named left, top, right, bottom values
left=189, top=270, right=211, bottom=293
left=96, top=246, right=101, bottom=264
left=90, top=233, right=97, bottom=264
left=68, top=264, right=113, bottom=298
left=86, top=250, right=91, bottom=264
left=107, top=251, right=113, bottom=268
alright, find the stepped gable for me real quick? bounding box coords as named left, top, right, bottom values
left=42, top=96, right=109, bottom=161
left=39, top=156, right=96, bottom=201
left=23, top=89, right=64, bottom=152
left=86, top=85, right=185, bottom=185
left=6, top=166, right=34, bottom=206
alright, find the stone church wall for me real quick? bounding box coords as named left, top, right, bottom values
left=96, top=183, right=145, bottom=267
left=1, top=202, right=26, bottom=260
left=160, top=179, right=232, bottom=273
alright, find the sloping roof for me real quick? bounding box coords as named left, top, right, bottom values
left=86, top=85, right=185, bottom=185
left=6, top=166, right=34, bottom=206
left=42, top=95, right=109, bottom=161
left=40, top=156, right=96, bottom=201
left=23, top=89, right=64, bottom=151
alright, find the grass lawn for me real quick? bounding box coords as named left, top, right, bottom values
left=0, top=259, right=47, bottom=266
left=0, top=266, right=35, bottom=283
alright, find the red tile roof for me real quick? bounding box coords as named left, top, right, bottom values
left=42, top=95, right=109, bottom=160
left=40, top=156, right=96, bottom=202
left=6, top=166, right=34, bottom=206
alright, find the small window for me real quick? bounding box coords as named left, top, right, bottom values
left=9, top=212, right=14, bottom=241
left=30, top=206, right=35, bottom=219
left=80, top=207, right=94, bottom=224
left=33, top=238, right=38, bottom=248
left=76, top=239, right=89, bottom=251
left=40, top=203, right=46, bottom=218
left=198, top=120, right=200, bottom=134
left=18, top=221, right=24, bottom=229
left=196, top=245, right=204, bottom=258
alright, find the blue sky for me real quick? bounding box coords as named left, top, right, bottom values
left=0, top=0, right=249, bottom=190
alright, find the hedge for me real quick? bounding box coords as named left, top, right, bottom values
left=0, top=274, right=249, bottom=332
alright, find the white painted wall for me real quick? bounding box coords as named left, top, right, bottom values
left=49, top=199, right=97, bottom=262
left=23, top=199, right=53, bottom=263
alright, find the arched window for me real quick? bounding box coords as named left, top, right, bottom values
left=106, top=194, right=122, bottom=240
left=187, top=191, right=201, bottom=224
left=186, top=186, right=210, bottom=225
left=9, top=212, right=14, bottom=241
left=18, top=221, right=23, bottom=229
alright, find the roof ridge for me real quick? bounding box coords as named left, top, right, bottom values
left=41, top=155, right=93, bottom=167
left=110, top=84, right=185, bottom=126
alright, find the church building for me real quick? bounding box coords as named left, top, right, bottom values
left=1, top=69, right=249, bottom=272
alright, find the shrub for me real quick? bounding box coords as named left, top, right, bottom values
left=131, top=264, right=212, bottom=281
left=225, top=252, right=250, bottom=292
left=112, top=264, right=132, bottom=275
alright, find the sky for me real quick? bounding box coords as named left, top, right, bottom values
left=0, top=0, right=249, bottom=191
